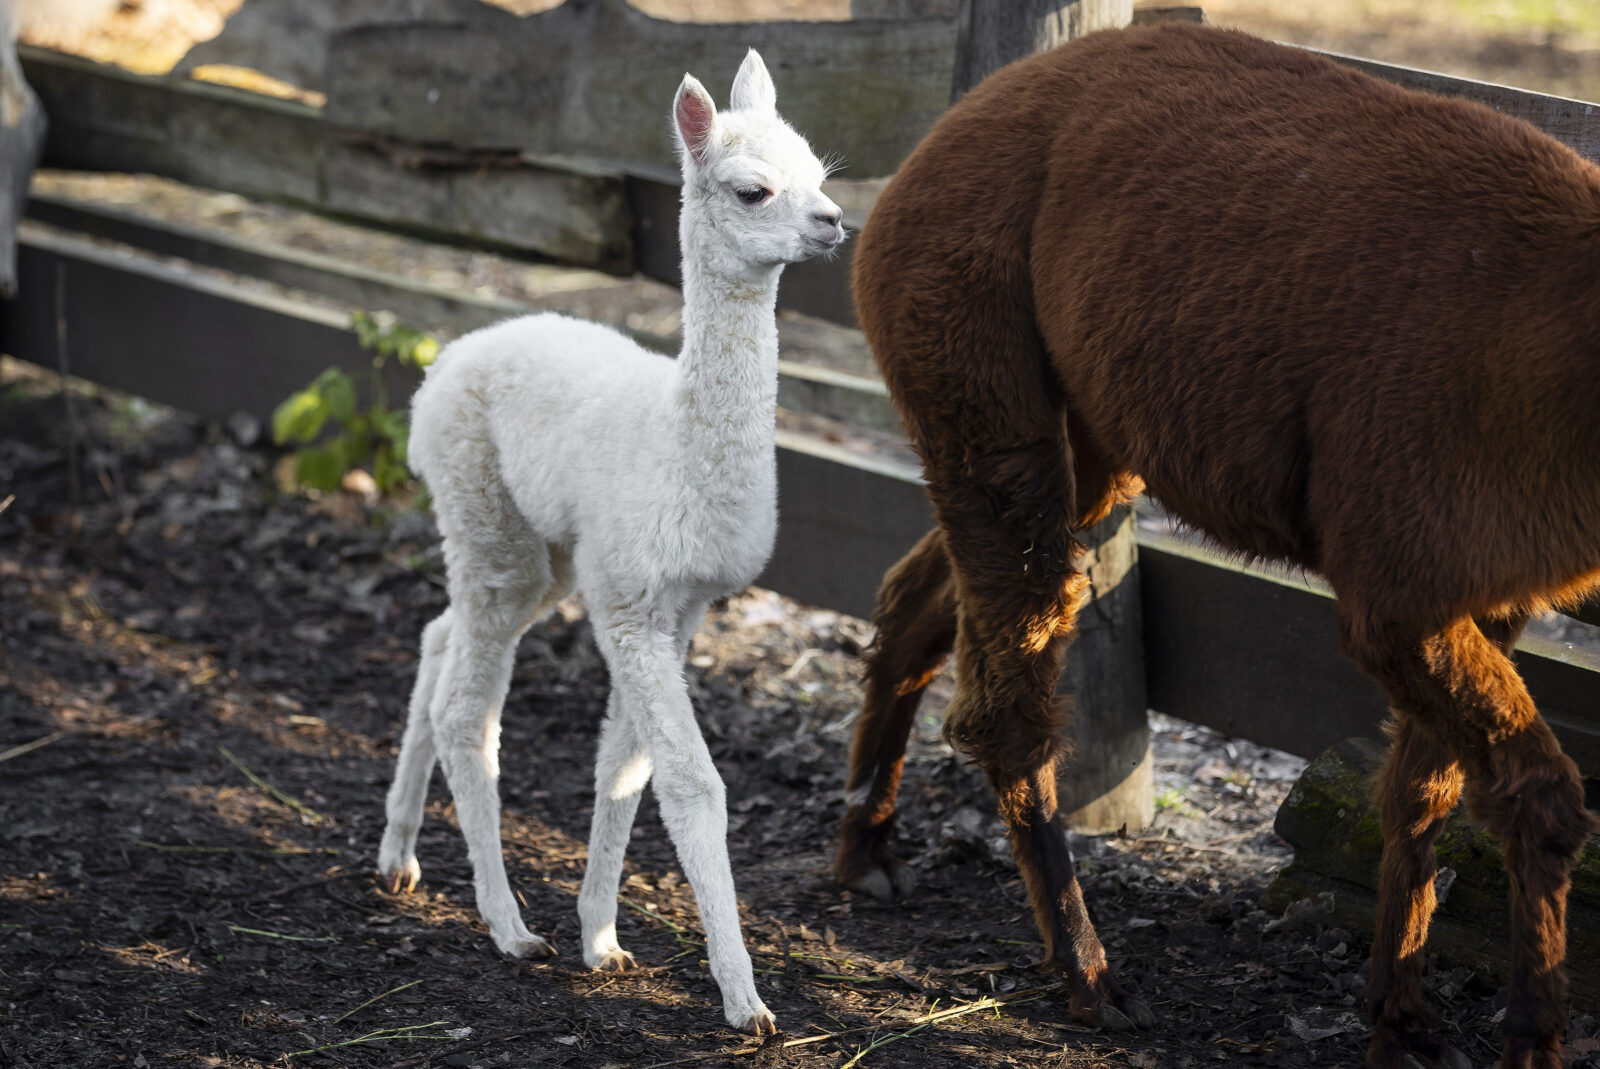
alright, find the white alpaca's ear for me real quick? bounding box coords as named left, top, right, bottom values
left=674, top=74, right=717, bottom=166
left=729, top=49, right=776, bottom=114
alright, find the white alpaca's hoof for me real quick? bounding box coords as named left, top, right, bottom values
left=495, top=931, right=556, bottom=959
left=379, top=856, right=421, bottom=894
left=729, top=1003, right=777, bottom=1035
left=592, top=948, right=637, bottom=972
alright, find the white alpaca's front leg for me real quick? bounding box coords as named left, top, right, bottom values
left=430, top=603, right=553, bottom=959
left=578, top=690, right=650, bottom=971
left=600, top=617, right=774, bottom=1035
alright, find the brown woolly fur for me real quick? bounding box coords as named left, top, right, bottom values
left=836, top=22, right=1600, bottom=1069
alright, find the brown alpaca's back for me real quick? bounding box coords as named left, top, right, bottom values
left=844, top=23, right=1600, bottom=1069
left=857, top=24, right=1600, bottom=617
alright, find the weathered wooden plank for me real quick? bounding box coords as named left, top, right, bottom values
left=1138, top=528, right=1600, bottom=776
left=23, top=193, right=897, bottom=429
left=763, top=431, right=933, bottom=619
left=0, top=225, right=411, bottom=424
left=323, top=0, right=959, bottom=179
left=173, top=0, right=495, bottom=93
left=1322, top=49, right=1600, bottom=164
left=18, top=45, right=634, bottom=273
left=0, top=225, right=926, bottom=623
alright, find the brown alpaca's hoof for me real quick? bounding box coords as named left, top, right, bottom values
left=840, top=861, right=917, bottom=903
left=1069, top=985, right=1156, bottom=1031
left=1367, top=1030, right=1474, bottom=1069
left=833, top=813, right=916, bottom=902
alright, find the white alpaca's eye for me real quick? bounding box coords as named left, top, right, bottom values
left=735, top=186, right=770, bottom=204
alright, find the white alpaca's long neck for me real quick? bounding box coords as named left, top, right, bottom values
left=672, top=216, right=783, bottom=484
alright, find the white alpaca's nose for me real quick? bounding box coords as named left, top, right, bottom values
left=809, top=198, right=846, bottom=247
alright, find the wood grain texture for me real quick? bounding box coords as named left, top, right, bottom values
left=1139, top=529, right=1600, bottom=776
left=20, top=46, right=633, bottom=272
left=0, top=226, right=931, bottom=622
left=24, top=192, right=898, bottom=429
left=323, top=0, right=959, bottom=179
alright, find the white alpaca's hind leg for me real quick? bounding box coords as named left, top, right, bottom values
left=431, top=575, right=552, bottom=959
left=379, top=609, right=453, bottom=892
left=577, top=689, right=649, bottom=971
left=596, top=606, right=775, bottom=1035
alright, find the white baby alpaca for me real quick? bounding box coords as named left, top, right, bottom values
left=376, top=50, right=843, bottom=1035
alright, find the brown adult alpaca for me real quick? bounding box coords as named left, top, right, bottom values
left=837, top=22, right=1600, bottom=1069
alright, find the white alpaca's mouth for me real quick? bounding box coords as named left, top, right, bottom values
left=802, top=229, right=848, bottom=258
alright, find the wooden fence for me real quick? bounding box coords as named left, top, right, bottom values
left=3, top=0, right=1600, bottom=801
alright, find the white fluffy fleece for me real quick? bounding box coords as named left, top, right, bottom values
left=376, top=50, right=843, bottom=1036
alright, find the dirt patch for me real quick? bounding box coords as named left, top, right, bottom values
left=5, top=365, right=1597, bottom=1069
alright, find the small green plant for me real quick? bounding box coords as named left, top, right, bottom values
left=272, top=311, right=439, bottom=494
left=1153, top=786, right=1188, bottom=813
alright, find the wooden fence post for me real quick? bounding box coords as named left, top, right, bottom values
left=950, top=0, right=1132, bottom=101
left=1057, top=506, right=1153, bottom=832
left=948, top=0, right=1151, bottom=832
left=0, top=0, right=46, bottom=298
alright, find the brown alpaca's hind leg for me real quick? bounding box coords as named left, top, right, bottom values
left=834, top=528, right=957, bottom=901
left=1342, top=611, right=1595, bottom=1069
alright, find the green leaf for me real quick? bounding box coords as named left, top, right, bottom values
left=369, top=406, right=407, bottom=446
left=373, top=447, right=409, bottom=493
left=332, top=424, right=370, bottom=472
left=294, top=445, right=345, bottom=491
left=271, top=389, right=329, bottom=445
left=351, top=310, right=382, bottom=350
left=311, top=368, right=357, bottom=424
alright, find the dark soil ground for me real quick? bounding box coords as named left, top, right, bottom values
left=2, top=366, right=1596, bottom=1069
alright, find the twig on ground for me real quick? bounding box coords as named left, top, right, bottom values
left=282, top=1021, right=456, bottom=1059
left=228, top=924, right=337, bottom=943
left=635, top=983, right=1065, bottom=1069
left=0, top=730, right=69, bottom=765
left=333, top=979, right=422, bottom=1024
left=617, top=894, right=694, bottom=935
left=133, top=839, right=337, bottom=858
left=0, top=493, right=13, bottom=516
left=218, top=744, right=332, bottom=825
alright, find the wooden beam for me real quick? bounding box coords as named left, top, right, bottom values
left=1321, top=49, right=1600, bottom=164
left=23, top=194, right=897, bottom=430
left=763, top=432, right=933, bottom=619
left=18, top=46, right=634, bottom=274
left=323, top=0, right=959, bottom=181
left=0, top=224, right=929, bottom=621
left=1138, top=529, right=1600, bottom=777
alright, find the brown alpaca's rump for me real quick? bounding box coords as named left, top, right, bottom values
left=839, top=22, right=1600, bottom=1069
